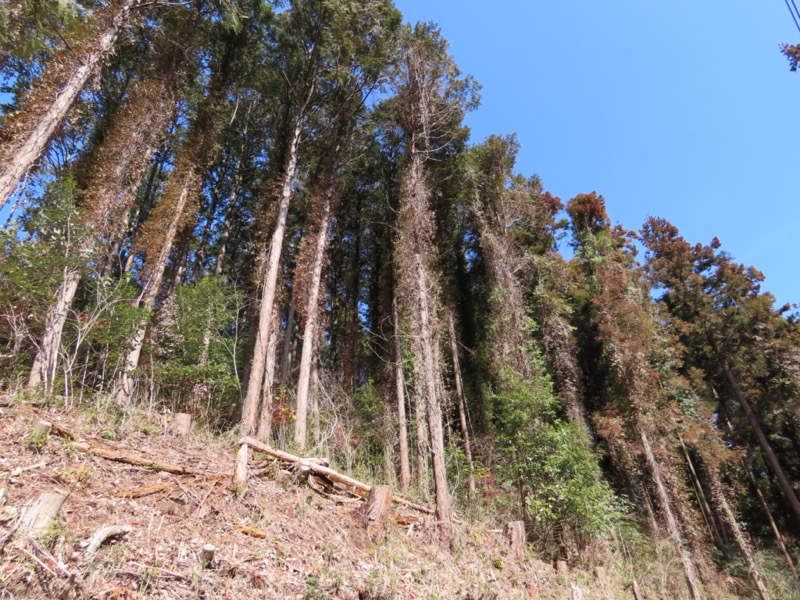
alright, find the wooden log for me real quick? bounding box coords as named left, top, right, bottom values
left=632, top=580, right=643, bottom=600
left=356, top=485, right=392, bottom=541
left=172, top=413, right=192, bottom=437
left=239, top=437, right=453, bottom=520
left=233, top=444, right=249, bottom=495
left=504, top=520, right=526, bottom=562
left=21, top=493, right=66, bottom=536
left=83, top=525, right=132, bottom=559
left=70, top=442, right=203, bottom=475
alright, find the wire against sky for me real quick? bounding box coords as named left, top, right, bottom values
left=785, top=0, right=800, bottom=33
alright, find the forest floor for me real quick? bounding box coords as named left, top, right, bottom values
left=0, top=395, right=791, bottom=599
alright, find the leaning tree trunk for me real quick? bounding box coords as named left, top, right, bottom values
left=640, top=430, right=702, bottom=600
left=446, top=311, right=475, bottom=494
left=721, top=362, right=800, bottom=526
left=708, top=469, right=770, bottom=600
left=241, top=117, right=304, bottom=435
left=25, top=38, right=185, bottom=391
left=114, top=39, right=232, bottom=404
left=0, top=0, right=142, bottom=209
left=27, top=269, right=81, bottom=390
left=294, top=180, right=334, bottom=449
left=116, top=183, right=194, bottom=403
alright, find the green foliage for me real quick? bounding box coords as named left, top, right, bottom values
left=0, top=178, right=89, bottom=374
left=152, top=276, right=243, bottom=425
left=493, top=370, right=623, bottom=556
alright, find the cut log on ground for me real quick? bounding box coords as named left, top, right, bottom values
left=504, top=521, right=526, bottom=562
left=70, top=442, right=207, bottom=476
left=355, top=485, right=392, bottom=541
left=83, top=525, right=132, bottom=560
left=238, top=437, right=456, bottom=521
left=21, top=493, right=66, bottom=536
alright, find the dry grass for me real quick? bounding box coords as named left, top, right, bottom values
left=0, top=396, right=794, bottom=599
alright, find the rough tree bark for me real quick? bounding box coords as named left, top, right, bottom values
left=0, top=0, right=143, bottom=209
left=294, top=175, right=335, bottom=449
left=398, top=150, right=452, bottom=541
left=25, top=33, right=188, bottom=390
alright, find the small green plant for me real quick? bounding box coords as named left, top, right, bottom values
left=39, top=518, right=67, bottom=550
left=24, top=428, right=49, bottom=453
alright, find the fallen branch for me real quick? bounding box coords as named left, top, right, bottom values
left=70, top=442, right=206, bottom=476
left=83, top=525, right=132, bottom=559
left=118, top=481, right=177, bottom=499
left=238, top=437, right=456, bottom=521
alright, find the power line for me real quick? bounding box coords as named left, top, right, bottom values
left=785, top=0, right=800, bottom=34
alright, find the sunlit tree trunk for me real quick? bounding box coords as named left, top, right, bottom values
left=294, top=180, right=333, bottom=449
left=393, top=298, right=411, bottom=491
left=241, top=117, right=304, bottom=435
left=640, top=430, right=702, bottom=600
left=398, top=149, right=452, bottom=541
left=26, top=36, right=186, bottom=390
left=0, top=0, right=142, bottom=209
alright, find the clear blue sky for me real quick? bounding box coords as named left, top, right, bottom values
left=394, top=0, right=800, bottom=307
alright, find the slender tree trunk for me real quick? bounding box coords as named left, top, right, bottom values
left=680, top=441, right=725, bottom=548
left=294, top=189, right=332, bottom=449
left=743, top=460, right=799, bottom=580
left=241, top=118, right=303, bottom=435
left=397, top=149, right=452, bottom=541
left=393, top=299, right=411, bottom=491
left=256, top=304, right=281, bottom=440
left=27, top=269, right=81, bottom=390
left=722, top=362, right=800, bottom=525
left=708, top=470, right=770, bottom=600
left=279, top=292, right=296, bottom=384
left=447, top=311, right=475, bottom=494
left=0, top=0, right=142, bottom=209
left=640, top=430, right=702, bottom=600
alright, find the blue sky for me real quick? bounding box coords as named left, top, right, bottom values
left=394, top=1, right=800, bottom=307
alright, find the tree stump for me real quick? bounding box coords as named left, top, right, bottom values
left=21, top=493, right=65, bottom=536
left=233, top=444, right=249, bottom=495
left=355, top=485, right=392, bottom=541
left=201, top=543, right=216, bottom=568
left=31, top=419, right=52, bottom=437
left=504, top=520, right=526, bottom=561
left=172, top=413, right=192, bottom=437
left=555, top=560, right=569, bottom=577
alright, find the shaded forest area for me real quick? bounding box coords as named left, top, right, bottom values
left=1, top=1, right=800, bottom=597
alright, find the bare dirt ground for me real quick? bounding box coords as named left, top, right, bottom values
left=0, top=398, right=572, bottom=599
